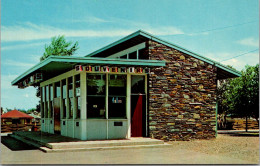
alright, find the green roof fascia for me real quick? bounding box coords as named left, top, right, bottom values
left=11, top=56, right=166, bottom=85
left=85, top=30, right=241, bottom=77
left=138, top=30, right=241, bottom=77
left=49, top=56, right=165, bottom=66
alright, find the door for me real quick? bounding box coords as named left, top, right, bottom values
left=131, top=75, right=146, bottom=137
left=54, top=98, right=61, bottom=134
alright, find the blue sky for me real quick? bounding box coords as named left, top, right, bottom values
left=1, top=0, right=259, bottom=110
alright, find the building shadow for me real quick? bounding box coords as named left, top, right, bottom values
left=1, top=136, right=38, bottom=151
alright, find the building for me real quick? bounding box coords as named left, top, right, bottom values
left=1, top=110, right=33, bottom=125
left=11, top=30, right=240, bottom=141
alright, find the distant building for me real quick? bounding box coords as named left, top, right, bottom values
left=11, top=30, right=240, bottom=141
left=1, top=110, right=33, bottom=125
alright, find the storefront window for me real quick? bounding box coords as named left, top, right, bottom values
left=68, top=77, right=73, bottom=118
left=49, top=84, right=53, bottom=118
left=55, top=81, right=61, bottom=98
left=87, top=74, right=106, bottom=119
left=62, top=79, right=67, bottom=118
left=108, top=74, right=127, bottom=119
left=41, top=87, right=45, bottom=118
left=46, top=85, right=49, bottom=102
left=75, top=74, right=80, bottom=118
left=45, top=85, right=49, bottom=118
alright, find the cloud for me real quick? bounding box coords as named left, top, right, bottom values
left=1, top=75, right=39, bottom=110
left=205, top=52, right=259, bottom=71
left=72, top=16, right=110, bottom=23
left=2, top=59, right=35, bottom=68
left=1, top=42, right=46, bottom=51
left=237, top=37, right=259, bottom=47
left=186, top=32, right=209, bottom=36
left=1, top=74, right=19, bottom=90
left=1, top=22, right=185, bottom=42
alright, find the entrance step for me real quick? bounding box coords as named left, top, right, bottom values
left=40, top=142, right=172, bottom=153
left=9, top=131, right=172, bottom=153
left=46, top=137, right=165, bottom=149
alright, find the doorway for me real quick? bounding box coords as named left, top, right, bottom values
left=53, top=98, right=61, bottom=134
left=131, top=75, right=146, bottom=137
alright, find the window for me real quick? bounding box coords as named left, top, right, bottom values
left=75, top=74, right=80, bottom=118
left=87, top=74, right=106, bottom=119
left=128, top=51, right=137, bottom=59
left=108, top=74, right=127, bottom=119
left=138, top=48, right=149, bottom=60
left=41, top=87, right=45, bottom=118
left=49, top=84, right=53, bottom=118
left=46, top=85, right=49, bottom=101
left=68, top=77, right=73, bottom=118
left=55, top=81, right=61, bottom=98
left=121, top=54, right=127, bottom=59
left=62, top=79, right=67, bottom=118
left=45, top=85, right=49, bottom=118
left=131, top=75, right=145, bottom=94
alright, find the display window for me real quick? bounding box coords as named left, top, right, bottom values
left=68, top=77, right=73, bottom=118
left=55, top=81, right=61, bottom=98
left=75, top=74, right=81, bottom=118
left=108, top=74, right=127, bottom=119
left=62, top=79, right=67, bottom=118
left=87, top=74, right=106, bottom=119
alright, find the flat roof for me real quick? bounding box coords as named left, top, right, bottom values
left=86, top=30, right=241, bottom=78
left=11, top=56, right=166, bottom=86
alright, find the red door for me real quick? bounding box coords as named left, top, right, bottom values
left=131, top=95, right=143, bottom=137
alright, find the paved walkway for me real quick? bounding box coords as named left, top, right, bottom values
left=218, top=129, right=259, bottom=133
left=1, top=134, right=258, bottom=164
left=0, top=142, right=254, bottom=164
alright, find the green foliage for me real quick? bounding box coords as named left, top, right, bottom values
left=40, top=35, right=79, bottom=61
left=217, top=64, right=259, bottom=121
left=27, top=108, right=36, bottom=113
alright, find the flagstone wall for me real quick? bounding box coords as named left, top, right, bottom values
left=147, top=40, right=217, bottom=141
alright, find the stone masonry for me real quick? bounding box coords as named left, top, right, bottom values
left=147, top=40, right=217, bottom=141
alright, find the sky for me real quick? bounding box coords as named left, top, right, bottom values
left=1, top=0, right=259, bottom=110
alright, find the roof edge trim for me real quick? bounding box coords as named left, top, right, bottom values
left=86, top=29, right=241, bottom=77
left=11, top=56, right=166, bottom=85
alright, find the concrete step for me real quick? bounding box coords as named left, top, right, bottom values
left=9, top=131, right=171, bottom=153
left=40, top=143, right=172, bottom=153
left=46, top=138, right=164, bottom=149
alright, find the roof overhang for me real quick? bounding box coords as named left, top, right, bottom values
left=86, top=30, right=241, bottom=78
left=11, top=56, right=166, bottom=86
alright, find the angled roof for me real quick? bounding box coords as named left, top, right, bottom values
left=86, top=30, right=241, bottom=77
left=11, top=56, right=165, bottom=86
left=1, top=110, right=34, bottom=119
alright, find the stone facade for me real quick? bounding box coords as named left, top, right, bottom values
left=147, top=40, right=217, bottom=141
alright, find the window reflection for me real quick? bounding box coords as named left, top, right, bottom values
left=87, top=74, right=106, bottom=119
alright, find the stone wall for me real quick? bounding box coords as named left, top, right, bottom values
left=148, top=40, right=217, bottom=141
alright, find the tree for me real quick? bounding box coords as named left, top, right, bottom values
left=217, top=64, right=259, bottom=131
left=40, top=35, right=79, bottom=61
left=36, top=36, right=79, bottom=114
